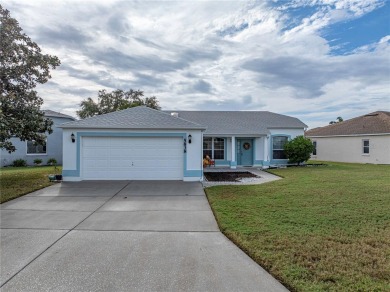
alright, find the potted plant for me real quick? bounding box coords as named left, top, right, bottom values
left=33, top=158, right=42, bottom=166
left=54, top=166, right=62, bottom=181
left=47, top=158, right=62, bottom=181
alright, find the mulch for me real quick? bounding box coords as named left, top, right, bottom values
left=204, top=171, right=259, bottom=182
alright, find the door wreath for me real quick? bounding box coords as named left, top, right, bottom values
left=243, top=142, right=251, bottom=150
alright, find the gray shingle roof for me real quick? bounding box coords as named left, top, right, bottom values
left=165, top=111, right=307, bottom=135
left=305, top=111, right=390, bottom=136
left=60, top=106, right=205, bottom=130
left=44, top=110, right=75, bottom=120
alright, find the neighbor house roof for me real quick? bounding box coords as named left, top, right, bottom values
left=165, top=111, right=307, bottom=135
left=44, top=110, right=75, bottom=120
left=60, top=106, right=206, bottom=130
left=305, top=111, right=390, bottom=137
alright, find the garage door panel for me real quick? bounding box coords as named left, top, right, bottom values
left=83, top=149, right=108, bottom=158
left=83, top=138, right=110, bottom=147
left=82, top=137, right=183, bottom=180
left=83, top=158, right=110, bottom=168
left=132, top=161, right=182, bottom=168
left=108, top=159, right=133, bottom=168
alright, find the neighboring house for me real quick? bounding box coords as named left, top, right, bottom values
left=60, top=106, right=307, bottom=181
left=305, top=111, right=390, bottom=164
left=1, top=110, right=76, bottom=167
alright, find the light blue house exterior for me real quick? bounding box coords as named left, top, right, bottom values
left=1, top=110, right=75, bottom=167
left=167, top=111, right=308, bottom=168
left=60, top=107, right=307, bottom=182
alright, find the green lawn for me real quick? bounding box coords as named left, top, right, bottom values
left=0, top=166, right=62, bottom=203
left=205, top=162, right=390, bottom=291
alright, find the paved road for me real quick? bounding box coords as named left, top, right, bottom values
left=1, top=181, right=288, bottom=291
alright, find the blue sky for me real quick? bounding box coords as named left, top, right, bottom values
left=3, top=0, right=389, bottom=128
left=321, top=1, right=389, bottom=54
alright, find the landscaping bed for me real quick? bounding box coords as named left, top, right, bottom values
left=205, top=162, right=390, bottom=291
left=204, top=171, right=259, bottom=182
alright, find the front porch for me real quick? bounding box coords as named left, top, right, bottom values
left=203, top=136, right=270, bottom=168
left=203, top=134, right=291, bottom=168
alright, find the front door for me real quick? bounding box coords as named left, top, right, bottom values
left=237, top=139, right=253, bottom=166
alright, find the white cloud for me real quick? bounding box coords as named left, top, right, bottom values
left=2, top=0, right=389, bottom=128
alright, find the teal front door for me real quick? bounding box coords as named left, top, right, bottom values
left=237, top=139, right=253, bottom=166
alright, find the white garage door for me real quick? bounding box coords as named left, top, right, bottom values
left=81, top=136, right=184, bottom=180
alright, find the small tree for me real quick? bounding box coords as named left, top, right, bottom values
left=284, top=136, right=314, bottom=165
left=329, top=116, right=343, bottom=124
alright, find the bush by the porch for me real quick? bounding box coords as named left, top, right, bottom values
left=284, top=136, right=314, bottom=165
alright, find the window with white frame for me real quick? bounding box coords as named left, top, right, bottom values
left=272, top=136, right=288, bottom=159
left=27, top=140, right=47, bottom=154
left=362, top=139, right=369, bottom=154
left=203, top=137, right=225, bottom=159
left=203, top=137, right=212, bottom=158
left=312, top=141, right=317, bottom=155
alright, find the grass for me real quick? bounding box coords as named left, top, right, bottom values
left=205, top=162, right=390, bottom=291
left=0, top=166, right=62, bottom=203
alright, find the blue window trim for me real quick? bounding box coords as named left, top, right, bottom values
left=62, top=132, right=202, bottom=178
left=270, top=134, right=290, bottom=164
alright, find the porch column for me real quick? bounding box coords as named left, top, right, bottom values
left=263, top=135, right=270, bottom=167
left=230, top=136, right=237, bottom=169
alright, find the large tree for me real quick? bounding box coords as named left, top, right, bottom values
left=0, top=5, right=60, bottom=152
left=77, top=89, right=161, bottom=119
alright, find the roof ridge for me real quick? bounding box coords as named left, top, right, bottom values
left=166, top=110, right=271, bottom=113
left=59, top=106, right=207, bottom=130
left=159, top=110, right=206, bottom=127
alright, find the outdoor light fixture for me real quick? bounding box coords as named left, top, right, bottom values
left=188, top=134, right=192, bottom=144
left=71, top=133, right=75, bottom=143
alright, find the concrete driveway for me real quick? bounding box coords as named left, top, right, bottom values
left=1, top=181, right=287, bottom=291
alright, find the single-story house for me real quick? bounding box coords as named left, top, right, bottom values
left=60, top=106, right=307, bottom=181
left=1, top=110, right=75, bottom=167
left=305, top=111, right=390, bottom=164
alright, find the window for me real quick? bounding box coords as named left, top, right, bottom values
left=363, top=139, right=369, bottom=154
left=203, top=137, right=212, bottom=158
left=213, top=138, right=224, bottom=159
left=27, top=140, right=47, bottom=154
left=203, top=137, right=225, bottom=159
left=312, top=141, right=317, bottom=155
left=272, top=136, right=288, bottom=159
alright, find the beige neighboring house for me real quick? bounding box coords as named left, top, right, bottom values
left=305, top=111, right=390, bottom=164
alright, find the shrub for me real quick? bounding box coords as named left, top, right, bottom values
left=47, top=158, right=57, bottom=165
left=284, top=136, right=314, bottom=165
left=33, top=158, right=43, bottom=165
left=12, top=159, right=27, bottom=167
